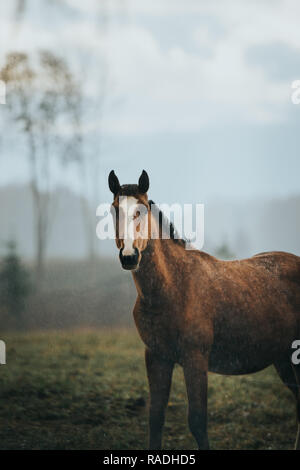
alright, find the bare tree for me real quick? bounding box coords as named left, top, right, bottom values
left=1, top=51, right=78, bottom=279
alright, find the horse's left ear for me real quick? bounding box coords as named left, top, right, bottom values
left=138, top=170, right=149, bottom=194
left=108, top=170, right=121, bottom=195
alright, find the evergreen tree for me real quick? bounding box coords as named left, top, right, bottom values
left=215, top=242, right=235, bottom=260
left=0, top=241, right=31, bottom=317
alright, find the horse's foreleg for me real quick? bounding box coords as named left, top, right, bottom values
left=291, top=363, right=300, bottom=450
left=183, top=350, right=209, bottom=450
left=274, top=358, right=300, bottom=450
left=145, top=348, right=174, bottom=450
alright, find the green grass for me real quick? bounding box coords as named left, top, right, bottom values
left=0, top=329, right=297, bottom=450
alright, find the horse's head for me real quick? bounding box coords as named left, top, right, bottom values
left=108, top=170, right=151, bottom=271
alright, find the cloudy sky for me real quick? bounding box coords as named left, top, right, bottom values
left=0, top=0, right=300, bottom=205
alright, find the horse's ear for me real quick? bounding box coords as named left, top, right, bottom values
left=138, top=170, right=149, bottom=194
left=108, top=170, right=120, bottom=195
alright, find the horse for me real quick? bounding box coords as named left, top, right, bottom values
left=108, top=169, right=300, bottom=450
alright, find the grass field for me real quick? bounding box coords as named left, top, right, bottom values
left=0, top=329, right=297, bottom=450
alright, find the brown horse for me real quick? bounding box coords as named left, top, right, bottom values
left=108, top=169, right=300, bottom=450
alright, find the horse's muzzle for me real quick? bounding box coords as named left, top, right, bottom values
left=119, top=247, right=140, bottom=270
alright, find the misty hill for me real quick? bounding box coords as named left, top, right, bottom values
left=0, top=184, right=92, bottom=259
left=0, top=184, right=299, bottom=261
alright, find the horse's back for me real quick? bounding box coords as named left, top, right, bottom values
left=250, top=251, right=300, bottom=282
left=253, top=250, right=300, bottom=263
left=215, top=250, right=300, bottom=283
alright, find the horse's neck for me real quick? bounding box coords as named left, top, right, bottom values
left=132, top=239, right=177, bottom=300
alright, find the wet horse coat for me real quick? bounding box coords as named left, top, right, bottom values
left=109, top=170, right=300, bottom=450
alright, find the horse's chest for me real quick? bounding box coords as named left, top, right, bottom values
left=134, top=311, right=179, bottom=360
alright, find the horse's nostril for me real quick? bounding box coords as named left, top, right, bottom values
left=119, top=247, right=139, bottom=269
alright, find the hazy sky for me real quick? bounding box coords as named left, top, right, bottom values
left=0, top=0, right=300, bottom=205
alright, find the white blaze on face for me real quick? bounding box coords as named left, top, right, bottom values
left=119, top=196, right=139, bottom=256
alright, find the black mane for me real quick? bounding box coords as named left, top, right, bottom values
left=149, top=200, right=187, bottom=248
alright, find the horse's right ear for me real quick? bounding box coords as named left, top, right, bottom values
left=138, top=170, right=149, bottom=194
left=108, top=170, right=120, bottom=195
